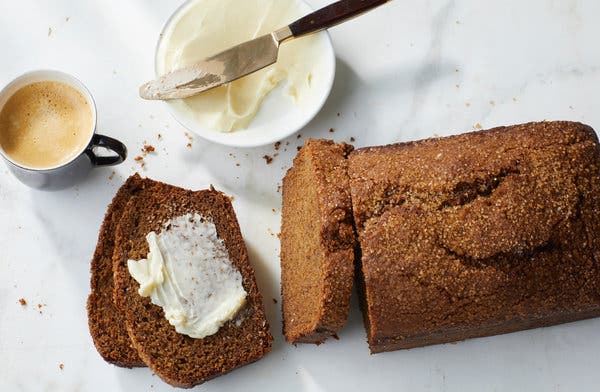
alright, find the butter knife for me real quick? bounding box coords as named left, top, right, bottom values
left=140, top=0, right=390, bottom=100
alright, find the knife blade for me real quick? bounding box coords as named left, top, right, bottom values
left=140, top=0, right=390, bottom=100
left=140, top=28, right=292, bottom=100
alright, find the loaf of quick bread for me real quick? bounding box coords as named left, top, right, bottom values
left=347, top=121, right=600, bottom=353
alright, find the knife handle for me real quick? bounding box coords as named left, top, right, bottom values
left=288, top=0, right=390, bottom=38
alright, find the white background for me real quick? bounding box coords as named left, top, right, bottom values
left=1, top=0, right=600, bottom=391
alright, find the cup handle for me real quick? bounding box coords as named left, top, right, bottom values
left=86, top=133, right=127, bottom=166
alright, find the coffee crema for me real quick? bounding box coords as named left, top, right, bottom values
left=0, top=81, right=93, bottom=169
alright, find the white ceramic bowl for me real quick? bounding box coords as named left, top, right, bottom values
left=154, top=0, right=336, bottom=148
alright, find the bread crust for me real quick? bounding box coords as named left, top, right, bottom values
left=349, top=121, right=600, bottom=353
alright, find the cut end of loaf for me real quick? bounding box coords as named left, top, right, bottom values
left=281, top=139, right=356, bottom=345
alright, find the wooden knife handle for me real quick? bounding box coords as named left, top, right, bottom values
left=289, top=0, right=390, bottom=38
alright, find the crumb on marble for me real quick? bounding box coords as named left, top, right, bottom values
left=263, top=155, right=273, bottom=164
left=350, top=137, right=356, bottom=142
left=184, top=132, right=194, bottom=148
left=108, top=171, right=115, bottom=180
left=59, top=363, right=64, bottom=370
left=274, top=141, right=281, bottom=151
left=474, top=123, right=483, bottom=130
left=329, top=128, right=335, bottom=133
left=18, top=298, right=27, bottom=306
left=272, top=298, right=278, bottom=304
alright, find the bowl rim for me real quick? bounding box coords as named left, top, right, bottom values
left=153, top=0, right=336, bottom=148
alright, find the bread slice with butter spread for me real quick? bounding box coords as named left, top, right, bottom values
left=112, top=180, right=272, bottom=388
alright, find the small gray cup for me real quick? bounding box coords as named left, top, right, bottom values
left=0, top=70, right=127, bottom=190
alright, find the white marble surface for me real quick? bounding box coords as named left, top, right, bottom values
left=1, top=0, right=600, bottom=391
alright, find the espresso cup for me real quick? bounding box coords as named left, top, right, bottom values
left=0, top=70, right=127, bottom=190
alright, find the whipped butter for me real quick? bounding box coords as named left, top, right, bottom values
left=127, top=213, right=247, bottom=339
left=157, top=0, right=322, bottom=132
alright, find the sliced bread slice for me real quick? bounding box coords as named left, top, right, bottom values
left=87, top=173, right=152, bottom=367
left=112, top=182, right=272, bottom=388
left=280, top=139, right=356, bottom=344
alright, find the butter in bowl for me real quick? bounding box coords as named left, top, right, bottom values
left=153, top=0, right=336, bottom=147
left=146, top=0, right=392, bottom=147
